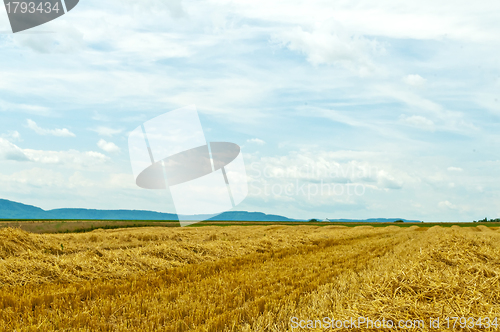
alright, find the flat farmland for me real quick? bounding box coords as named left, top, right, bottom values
left=0, top=225, right=499, bottom=331
left=1, top=219, right=499, bottom=234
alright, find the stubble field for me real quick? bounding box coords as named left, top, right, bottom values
left=0, top=224, right=499, bottom=331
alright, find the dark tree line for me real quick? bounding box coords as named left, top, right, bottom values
left=473, top=218, right=500, bottom=223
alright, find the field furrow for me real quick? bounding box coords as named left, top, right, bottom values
left=0, top=225, right=499, bottom=331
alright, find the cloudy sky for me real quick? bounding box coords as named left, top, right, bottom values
left=0, top=0, right=500, bottom=221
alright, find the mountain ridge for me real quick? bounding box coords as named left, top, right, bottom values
left=0, top=199, right=297, bottom=221
left=0, top=198, right=421, bottom=222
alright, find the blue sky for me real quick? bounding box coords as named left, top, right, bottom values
left=1, top=0, right=500, bottom=221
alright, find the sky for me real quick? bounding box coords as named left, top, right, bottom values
left=0, top=0, right=500, bottom=221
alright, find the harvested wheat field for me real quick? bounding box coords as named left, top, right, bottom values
left=0, top=225, right=499, bottom=331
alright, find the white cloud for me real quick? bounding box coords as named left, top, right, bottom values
left=275, top=23, right=382, bottom=74
left=307, top=108, right=380, bottom=133
left=249, top=150, right=403, bottom=189
left=242, top=149, right=416, bottom=217
left=0, top=138, right=109, bottom=167
left=377, top=170, right=403, bottom=190
left=2, top=168, right=68, bottom=188
left=378, top=86, right=477, bottom=133
left=23, top=149, right=109, bottom=166
left=0, top=138, right=30, bottom=162
left=91, top=112, right=110, bottom=122
left=222, top=0, right=499, bottom=42
left=439, top=200, right=457, bottom=210
left=107, top=173, right=136, bottom=189
left=0, top=169, right=99, bottom=189
left=113, top=33, right=194, bottom=60
left=447, top=167, right=463, bottom=172
left=400, top=115, right=435, bottom=131
left=92, top=126, right=123, bottom=137
left=438, top=200, right=471, bottom=214
left=27, top=119, right=76, bottom=137
left=379, top=86, right=444, bottom=113
left=403, top=74, right=426, bottom=87
left=1, top=130, right=22, bottom=142
left=247, top=138, right=266, bottom=145
left=12, top=23, right=85, bottom=54
left=97, top=139, right=121, bottom=153
left=0, top=99, right=51, bottom=116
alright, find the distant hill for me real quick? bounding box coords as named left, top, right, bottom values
left=0, top=198, right=421, bottom=222
left=43, top=208, right=178, bottom=221
left=0, top=199, right=297, bottom=221
left=325, top=218, right=422, bottom=223
left=208, top=211, right=294, bottom=221
left=0, top=199, right=46, bottom=219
